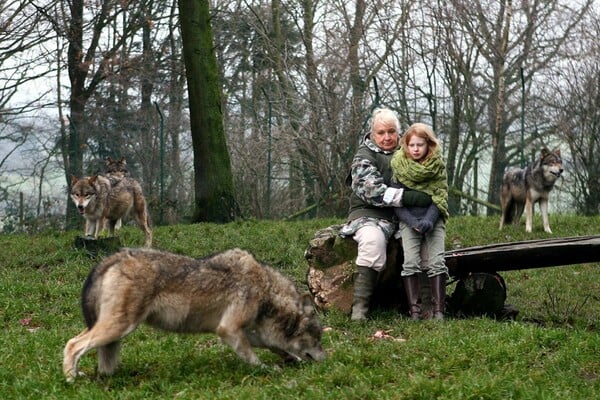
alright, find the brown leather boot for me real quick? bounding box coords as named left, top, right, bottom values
left=403, top=274, right=422, bottom=320
left=430, top=274, right=447, bottom=320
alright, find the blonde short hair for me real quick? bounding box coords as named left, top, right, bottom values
left=370, top=107, right=400, bottom=134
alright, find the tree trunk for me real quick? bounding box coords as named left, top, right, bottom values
left=65, top=0, right=86, bottom=230
left=486, top=0, right=511, bottom=213
left=178, top=0, right=236, bottom=222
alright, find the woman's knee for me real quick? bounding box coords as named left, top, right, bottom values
left=354, top=225, right=388, bottom=268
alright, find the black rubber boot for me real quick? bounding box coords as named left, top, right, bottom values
left=351, top=266, right=378, bottom=321
left=403, top=274, right=422, bottom=320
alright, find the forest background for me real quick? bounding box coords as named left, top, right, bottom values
left=1, top=0, right=599, bottom=232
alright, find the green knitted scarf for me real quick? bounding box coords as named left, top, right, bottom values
left=391, top=148, right=449, bottom=221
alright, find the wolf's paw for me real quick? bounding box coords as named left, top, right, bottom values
left=65, top=370, right=85, bottom=384
left=266, top=363, right=282, bottom=372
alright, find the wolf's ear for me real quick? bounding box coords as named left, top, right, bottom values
left=89, top=176, right=98, bottom=185
left=541, top=148, right=550, bottom=157
left=284, top=315, right=300, bottom=337
left=71, top=175, right=78, bottom=185
left=554, top=148, right=561, bottom=156
left=106, top=157, right=113, bottom=164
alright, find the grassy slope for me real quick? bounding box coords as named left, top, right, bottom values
left=0, top=215, right=599, bottom=399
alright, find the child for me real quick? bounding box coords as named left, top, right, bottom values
left=390, top=123, right=449, bottom=320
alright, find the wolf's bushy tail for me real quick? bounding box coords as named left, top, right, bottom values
left=81, top=257, right=123, bottom=328
left=502, top=198, right=516, bottom=224
left=131, top=182, right=152, bottom=247
left=81, top=272, right=98, bottom=328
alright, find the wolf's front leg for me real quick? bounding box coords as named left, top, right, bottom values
left=105, top=219, right=118, bottom=237
left=216, top=324, right=263, bottom=366
left=85, top=220, right=96, bottom=237
left=539, top=198, right=552, bottom=233
left=525, top=199, right=534, bottom=233
left=93, top=218, right=105, bottom=239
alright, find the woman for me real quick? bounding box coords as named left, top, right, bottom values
left=341, top=108, right=432, bottom=321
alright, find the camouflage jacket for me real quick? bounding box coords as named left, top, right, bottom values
left=345, top=136, right=397, bottom=224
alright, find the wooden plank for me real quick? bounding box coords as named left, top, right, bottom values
left=445, top=235, right=600, bottom=278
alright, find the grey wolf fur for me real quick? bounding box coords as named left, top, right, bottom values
left=105, top=156, right=129, bottom=181
left=70, top=175, right=152, bottom=247
left=63, top=248, right=326, bottom=382
left=499, top=148, right=564, bottom=233
left=103, top=156, right=131, bottom=230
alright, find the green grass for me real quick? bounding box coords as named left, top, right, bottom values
left=0, top=215, right=599, bottom=399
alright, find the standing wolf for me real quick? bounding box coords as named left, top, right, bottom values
left=102, top=156, right=132, bottom=231
left=104, top=156, right=129, bottom=180
left=63, top=248, right=326, bottom=382
left=70, top=174, right=152, bottom=247
left=499, top=148, right=564, bottom=233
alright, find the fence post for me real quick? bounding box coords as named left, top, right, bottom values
left=154, top=101, right=165, bottom=225
left=19, top=192, right=24, bottom=228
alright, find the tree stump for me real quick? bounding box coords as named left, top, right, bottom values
left=305, top=224, right=432, bottom=316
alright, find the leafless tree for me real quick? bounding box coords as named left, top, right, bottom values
left=3, top=0, right=599, bottom=226
left=36, top=0, right=164, bottom=227
left=213, top=0, right=413, bottom=218
left=446, top=0, right=593, bottom=213
left=31, top=0, right=191, bottom=226
left=0, top=1, right=56, bottom=226
left=548, top=8, right=600, bottom=215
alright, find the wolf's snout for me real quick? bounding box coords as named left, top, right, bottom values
left=307, top=348, right=326, bottom=362
left=552, top=169, right=563, bottom=177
